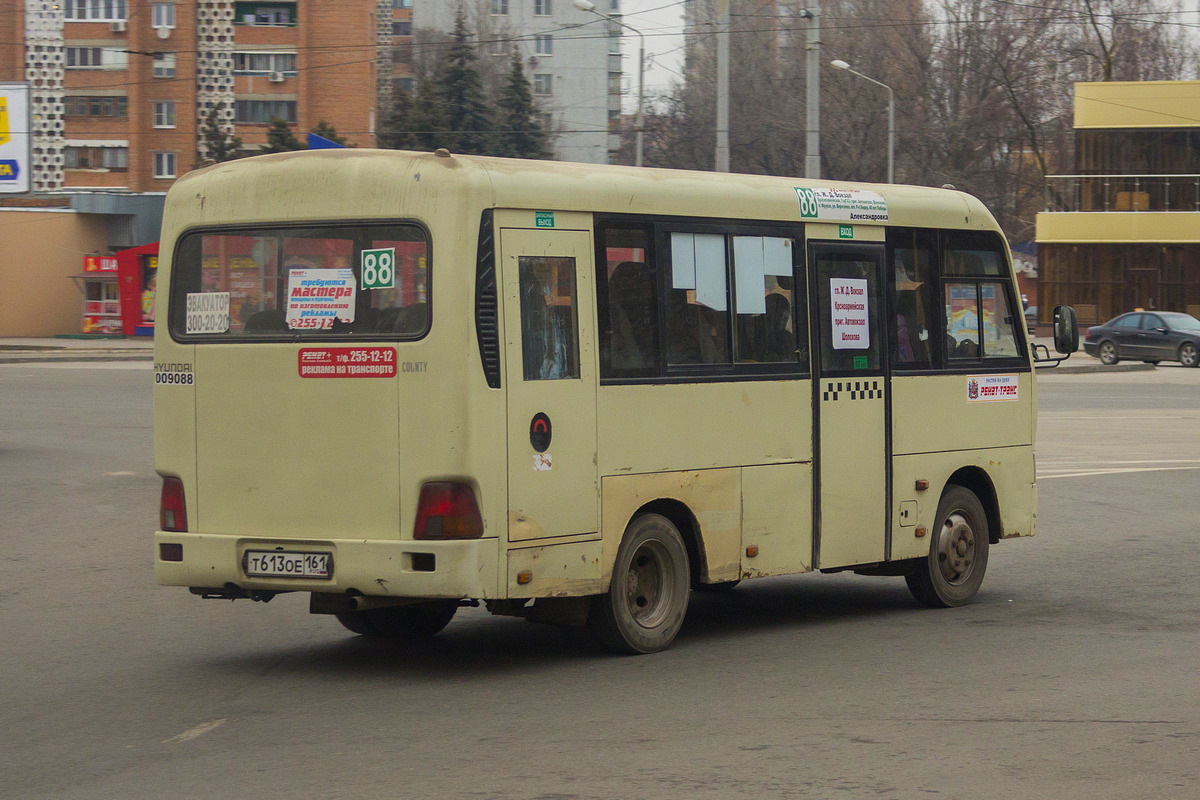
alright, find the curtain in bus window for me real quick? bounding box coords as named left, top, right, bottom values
left=519, top=256, right=579, bottom=380
left=667, top=232, right=729, bottom=366
left=732, top=236, right=797, bottom=363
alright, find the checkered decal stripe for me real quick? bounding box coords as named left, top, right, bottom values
left=822, top=380, right=882, bottom=401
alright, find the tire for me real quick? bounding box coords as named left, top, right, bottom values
left=1179, top=342, right=1200, bottom=368
left=337, top=600, right=458, bottom=639
left=1098, top=341, right=1118, bottom=365
left=589, top=513, right=691, bottom=654
left=905, top=486, right=990, bottom=608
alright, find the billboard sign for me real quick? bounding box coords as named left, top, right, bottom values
left=0, top=83, right=31, bottom=194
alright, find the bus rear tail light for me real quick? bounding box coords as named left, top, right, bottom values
left=413, top=482, right=483, bottom=540
left=160, top=476, right=188, bottom=532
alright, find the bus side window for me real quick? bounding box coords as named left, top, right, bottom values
left=733, top=236, right=798, bottom=364
left=943, top=231, right=1022, bottom=361
left=597, top=226, right=658, bottom=378
left=887, top=228, right=936, bottom=370
left=667, top=232, right=730, bottom=367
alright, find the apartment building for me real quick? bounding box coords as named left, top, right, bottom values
left=1036, top=81, right=1200, bottom=325
left=412, top=0, right=622, bottom=163
left=2, top=0, right=377, bottom=193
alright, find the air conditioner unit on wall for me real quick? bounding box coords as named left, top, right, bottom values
left=110, top=20, right=126, bottom=32
left=156, top=25, right=171, bottom=39
left=268, top=72, right=285, bottom=82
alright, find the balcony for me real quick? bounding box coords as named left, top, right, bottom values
left=1045, top=174, right=1200, bottom=213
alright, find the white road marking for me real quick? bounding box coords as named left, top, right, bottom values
left=163, top=718, right=227, bottom=744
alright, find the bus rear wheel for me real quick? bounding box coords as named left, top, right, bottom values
left=590, top=513, right=691, bottom=654
left=335, top=600, right=458, bottom=639
left=906, top=486, right=989, bottom=608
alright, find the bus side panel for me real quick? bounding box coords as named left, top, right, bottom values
left=600, top=470, right=742, bottom=585
left=891, top=373, right=1035, bottom=456
left=890, top=446, right=1035, bottom=562
left=597, top=380, right=811, bottom=473
left=740, top=462, right=813, bottom=577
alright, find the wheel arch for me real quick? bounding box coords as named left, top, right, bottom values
left=635, top=499, right=705, bottom=587
left=945, top=466, right=1002, bottom=544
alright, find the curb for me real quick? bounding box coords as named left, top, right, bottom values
left=1044, top=362, right=1156, bottom=375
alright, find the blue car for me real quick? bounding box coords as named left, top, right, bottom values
left=1083, top=311, right=1200, bottom=367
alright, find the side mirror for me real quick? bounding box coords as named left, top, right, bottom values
left=1053, top=305, right=1079, bottom=354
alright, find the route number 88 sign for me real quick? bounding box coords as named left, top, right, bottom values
left=361, top=247, right=396, bottom=290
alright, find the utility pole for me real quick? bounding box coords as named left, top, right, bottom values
left=715, top=0, right=730, bottom=172
left=803, top=2, right=821, bottom=179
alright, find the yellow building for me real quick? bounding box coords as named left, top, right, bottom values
left=1037, top=80, right=1200, bottom=325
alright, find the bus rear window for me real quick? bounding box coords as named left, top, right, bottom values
left=168, top=223, right=429, bottom=340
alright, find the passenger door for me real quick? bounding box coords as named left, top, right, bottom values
left=500, top=227, right=599, bottom=541
left=809, top=242, right=888, bottom=569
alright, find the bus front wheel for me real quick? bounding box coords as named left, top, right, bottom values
left=590, top=513, right=691, bottom=654
left=335, top=600, right=458, bottom=639
left=906, top=486, right=989, bottom=608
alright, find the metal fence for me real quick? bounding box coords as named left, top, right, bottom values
left=1044, top=174, right=1200, bottom=213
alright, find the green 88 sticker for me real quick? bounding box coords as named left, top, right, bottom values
left=795, top=187, right=819, bottom=219
left=361, top=247, right=396, bottom=290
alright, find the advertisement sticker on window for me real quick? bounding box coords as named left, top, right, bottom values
left=286, top=268, right=355, bottom=330
left=185, top=292, right=230, bottom=334
left=830, top=277, right=869, bottom=350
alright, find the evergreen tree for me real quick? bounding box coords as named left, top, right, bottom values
left=411, top=80, right=450, bottom=152
left=309, top=120, right=350, bottom=147
left=434, top=9, right=491, bottom=154
left=377, top=87, right=419, bottom=150
left=261, top=118, right=304, bottom=153
left=199, top=105, right=243, bottom=163
left=494, top=46, right=549, bottom=158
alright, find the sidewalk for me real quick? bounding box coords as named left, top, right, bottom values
left=0, top=336, right=153, bottom=363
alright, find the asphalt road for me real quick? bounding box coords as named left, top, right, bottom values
left=1, top=361, right=1197, bottom=799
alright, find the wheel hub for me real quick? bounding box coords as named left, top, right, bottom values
left=937, top=512, right=976, bottom=585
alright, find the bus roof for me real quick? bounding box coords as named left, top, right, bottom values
left=166, top=148, right=999, bottom=235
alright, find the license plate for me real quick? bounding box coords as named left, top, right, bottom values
left=243, top=550, right=332, bottom=579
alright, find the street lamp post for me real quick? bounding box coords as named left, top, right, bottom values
left=830, top=59, right=894, bottom=183
left=574, top=0, right=644, bottom=167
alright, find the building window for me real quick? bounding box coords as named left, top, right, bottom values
left=535, top=34, right=553, bottom=56
left=152, top=52, right=176, bottom=78
left=64, top=96, right=128, bottom=117
left=608, top=71, right=622, bottom=94
left=65, top=146, right=129, bottom=171
left=609, top=31, right=621, bottom=54
left=391, top=0, right=411, bottom=7
left=66, top=47, right=127, bottom=70
left=153, top=101, right=176, bottom=128
left=152, top=3, right=176, bottom=27
left=533, top=73, right=552, bottom=95
left=232, top=52, right=298, bottom=75
left=397, top=77, right=415, bottom=93
left=154, top=152, right=177, bottom=179
left=391, top=20, right=412, bottom=36
left=64, top=0, right=128, bottom=21
left=491, top=0, right=507, bottom=14
left=233, top=2, right=296, bottom=26
left=534, top=0, right=551, bottom=14
left=235, top=99, right=298, bottom=123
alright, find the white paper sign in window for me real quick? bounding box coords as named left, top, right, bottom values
left=830, top=277, right=869, bottom=350
left=693, top=233, right=727, bottom=312
left=286, top=268, right=356, bottom=330
left=185, top=292, right=230, bottom=334
left=670, top=232, right=696, bottom=290
left=733, top=236, right=767, bottom=315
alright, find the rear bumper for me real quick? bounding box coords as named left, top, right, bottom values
left=154, top=532, right=501, bottom=599
left=1081, top=341, right=1099, bottom=357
